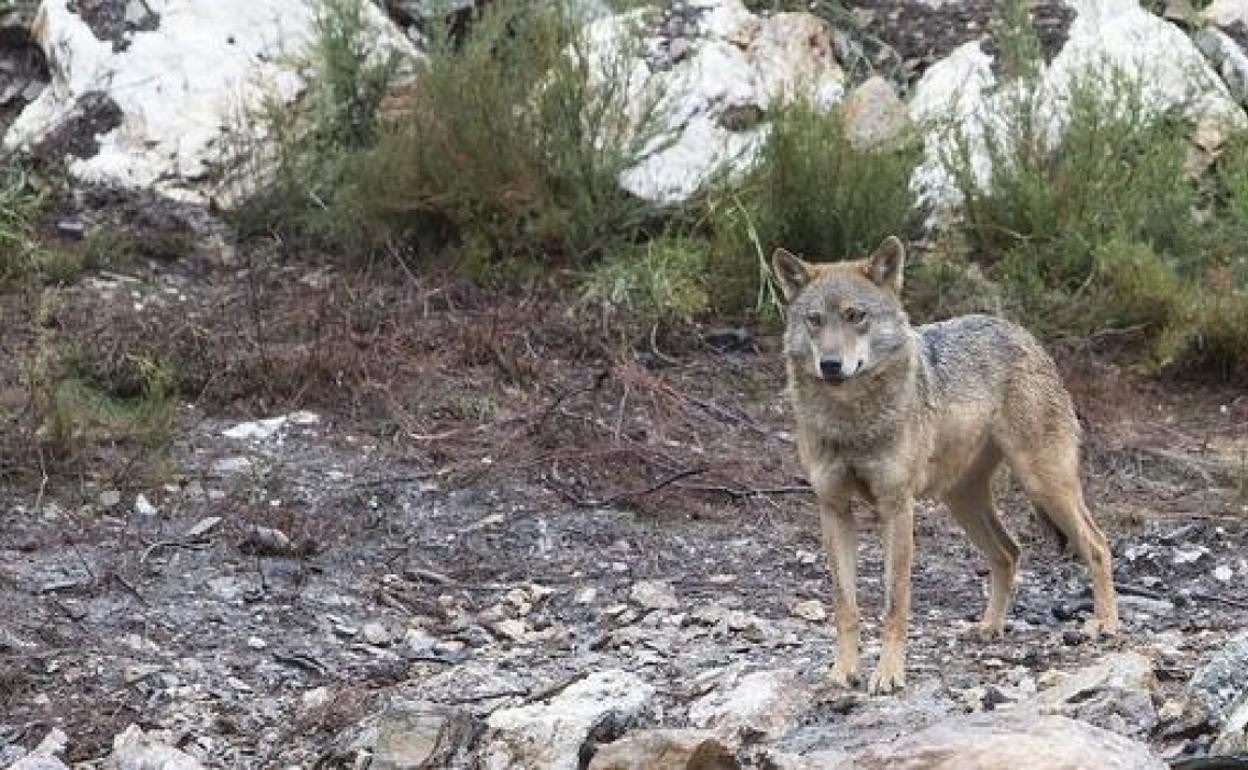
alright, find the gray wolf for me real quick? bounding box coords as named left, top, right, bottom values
left=769, top=236, right=1119, bottom=694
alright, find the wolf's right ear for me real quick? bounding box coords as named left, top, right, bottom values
left=770, top=248, right=813, bottom=303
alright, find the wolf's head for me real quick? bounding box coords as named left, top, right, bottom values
left=769, top=236, right=911, bottom=385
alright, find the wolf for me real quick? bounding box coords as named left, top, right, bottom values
left=769, top=236, right=1118, bottom=695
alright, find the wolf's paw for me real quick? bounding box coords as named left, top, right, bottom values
left=1083, top=615, right=1119, bottom=639
left=867, top=664, right=906, bottom=695
left=828, top=661, right=861, bottom=690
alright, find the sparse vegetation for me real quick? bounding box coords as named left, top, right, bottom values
left=21, top=290, right=176, bottom=482
left=0, top=159, right=59, bottom=284
left=939, top=0, right=1248, bottom=379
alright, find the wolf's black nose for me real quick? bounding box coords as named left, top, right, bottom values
left=819, top=358, right=843, bottom=379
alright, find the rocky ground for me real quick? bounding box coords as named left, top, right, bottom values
left=0, top=252, right=1246, bottom=768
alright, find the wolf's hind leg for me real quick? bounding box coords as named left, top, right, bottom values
left=944, top=443, right=1019, bottom=638
left=1003, top=440, right=1119, bottom=636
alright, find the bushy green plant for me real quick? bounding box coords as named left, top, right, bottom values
left=937, top=0, right=1248, bottom=378
left=0, top=159, right=59, bottom=284
left=332, top=0, right=659, bottom=262
left=580, top=234, right=711, bottom=335
left=750, top=99, right=919, bottom=260
left=233, top=0, right=406, bottom=243
left=701, top=98, right=919, bottom=321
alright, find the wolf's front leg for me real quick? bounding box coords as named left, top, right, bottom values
left=820, top=499, right=860, bottom=688
left=871, top=496, right=914, bottom=695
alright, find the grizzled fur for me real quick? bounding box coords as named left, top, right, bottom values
left=770, top=237, right=1118, bottom=695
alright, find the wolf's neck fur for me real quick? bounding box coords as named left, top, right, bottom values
left=787, top=329, right=928, bottom=454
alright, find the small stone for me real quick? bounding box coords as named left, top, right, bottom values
left=790, top=599, right=827, bottom=622
left=246, top=636, right=267, bottom=650
left=575, top=587, right=598, bottom=604
left=363, top=622, right=392, bottom=646
left=494, top=619, right=528, bottom=642
left=185, top=516, right=222, bottom=538
left=1214, top=565, right=1234, bottom=582
left=630, top=580, right=679, bottom=611
left=98, top=490, right=122, bottom=508
left=299, top=686, right=332, bottom=713
left=212, top=456, right=252, bottom=474
left=707, top=574, right=737, bottom=585
left=1173, top=547, right=1208, bottom=565
left=133, top=494, right=158, bottom=517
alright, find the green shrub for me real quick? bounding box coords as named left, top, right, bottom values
left=233, top=0, right=406, bottom=243
left=936, top=0, right=1248, bottom=377
left=580, top=234, right=711, bottom=336
left=0, top=160, right=58, bottom=284
left=331, top=0, right=659, bottom=263
left=701, top=98, right=919, bottom=321
left=750, top=99, right=919, bottom=260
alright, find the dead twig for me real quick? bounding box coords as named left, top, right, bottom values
left=677, top=482, right=812, bottom=499
left=574, top=467, right=706, bottom=508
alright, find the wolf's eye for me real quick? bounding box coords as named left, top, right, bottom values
left=804, top=311, right=824, bottom=327
left=842, top=307, right=867, bottom=325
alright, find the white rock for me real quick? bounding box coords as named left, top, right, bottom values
left=480, top=670, right=655, bottom=770
left=299, top=686, right=332, bottom=713
left=6, top=1, right=417, bottom=204
left=910, top=0, right=1245, bottom=214
left=133, top=494, right=158, bottom=517
left=688, top=669, right=810, bottom=741
left=99, top=489, right=122, bottom=507
left=212, top=456, right=253, bottom=474
left=8, top=729, right=70, bottom=770
left=1204, top=0, right=1248, bottom=27
left=630, top=580, right=679, bottom=611
left=852, top=712, right=1166, bottom=769
left=587, top=0, right=844, bottom=205
left=246, top=636, right=267, bottom=650
left=107, top=725, right=205, bottom=770
left=363, top=622, right=393, bottom=646
left=789, top=599, right=827, bottom=622
left=493, top=619, right=529, bottom=643
left=222, top=411, right=320, bottom=441
left=185, top=516, right=222, bottom=538
left=1215, top=564, right=1235, bottom=582
left=587, top=729, right=738, bottom=770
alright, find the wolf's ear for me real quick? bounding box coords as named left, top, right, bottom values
left=866, top=236, right=906, bottom=293
left=770, top=248, right=813, bottom=302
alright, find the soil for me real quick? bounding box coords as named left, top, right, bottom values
left=0, top=231, right=1245, bottom=766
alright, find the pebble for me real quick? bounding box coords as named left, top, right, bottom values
left=790, top=599, right=828, bottom=622
left=133, top=494, right=158, bottom=517
left=246, top=636, right=267, bottom=650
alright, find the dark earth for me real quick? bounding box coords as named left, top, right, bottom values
left=0, top=241, right=1245, bottom=765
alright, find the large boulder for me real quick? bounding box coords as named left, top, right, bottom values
left=909, top=0, right=1245, bottom=215
left=1023, top=651, right=1159, bottom=737
left=4, top=0, right=416, bottom=204
left=478, top=670, right=656, bottom=770
left=1197, top=0, right=1248, bottom=108
left=587, top=729, right=740, bottom=770
left=1188, top=633, right=1248, bottom=753
left=687, top=668, right=811, bottom=743
left=587, top=0, right=845, bottom=205
left=104, top=725, right=205, bottom=770
left=851, top=712, right=1168, bottom=770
